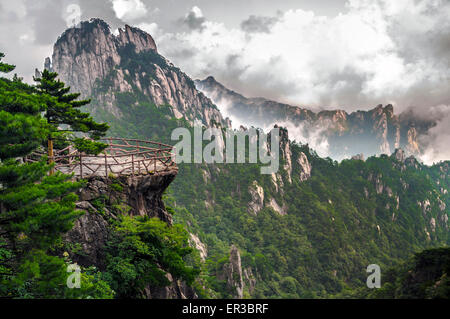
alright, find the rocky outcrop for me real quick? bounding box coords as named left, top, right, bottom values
left=189, top=233, right=207, bottom=261
left=351, top=154, right=365, bottom=161
left=374, top=174, right=384, bottom=195
left=393, top=148, right=406, bottom=162
left=50, top=19, right=128, bottom=97
left=267, top=197, right=287, bottom=215
left=243, top=268, right=257, bottom=295
left=196, top=77, right=434, bottom=159
left=66, top=201, right=109, bottom=268
left=248, top=181, right=264, bottom=215
left=418, top=199, right=432, bottom=217
left=218, top=245, right=244, bottom=299
left=78, top=173, right=176, bottom=225
left=49, top=19, right=229, bottom=128
left=406, top=127, right=420, bottom=155
left=67, top=172, right=177, bottom=268
left=143, top=274, right=197, bottom=299
left=64, top=170, right=199, bottom=299
left=405, top=156, right=420, bottom=169
left=297, top=152, right=311, bottom=182
left=278, top=127, right=293, bottom=183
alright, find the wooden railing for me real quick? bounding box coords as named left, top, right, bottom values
left=25, top=138, right=177, bottom=178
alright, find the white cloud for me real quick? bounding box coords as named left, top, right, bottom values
left=417, top=104, right=450, bottom=165
left=181, top=6, right=206, bottom=30
left=110, top=0, right=147, bottom=21
left=0, top=0, right=52, bottom=82
left=190, top=6, right=203, bottom=19
left=136, top=22, right=160, bottom=37
left=63, top=3, right=82, bottom=28
left=153, top=0, right=450, bottom=163
left=156, top=0, right=449, bottom=114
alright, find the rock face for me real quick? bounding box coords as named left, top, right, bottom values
left=351, top=153, right=365, bottom=161
left=297, top=152, right=311, bottom=182
left=77, top=173, right=176, bottom=225
left=217, top=245, right=258, bottom=299
left=279, top=127, right=293, bottom=183
left=143, top=273, right=197, bottom=299
left=67, top=172, right=177, bottom=268
left=248, top=181, right=264, bottom=215
left=49, top=19, right=229, bottom=128
left=219, top=245, right=244, bottom=299
left=267, top=197, right=287, bottom=215
left=66, top=201, right=109, bottom=268
left=393, top=148, right=406, bottom=162
left=65, top=170, right=197, bottom=299
left=189, top=233, right=207, bottom=261
left=196, top=76, right=435, bottom=159
left=277, top=126, right=311, bottom=183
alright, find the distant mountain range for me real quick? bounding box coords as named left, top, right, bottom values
left=43, top=19, right=438, bottom=162
left=196, top=76, right=436, bottom=160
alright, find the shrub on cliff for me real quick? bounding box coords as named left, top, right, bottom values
left=104, top=215, right=201, bottom=298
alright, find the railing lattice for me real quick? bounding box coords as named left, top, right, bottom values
left=25, top=138, right=177, bottom=178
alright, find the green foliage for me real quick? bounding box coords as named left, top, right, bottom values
left=72, top=138, right=108, bottom=155
left=0, top=53, right=113, bottom=299
left=3, top=249, right=113, bottom=299
left=34, top=69, right=109, bottom=154
left=344, top=247, right=450, bottom=299
left=104, top=215, right=200, bottom=298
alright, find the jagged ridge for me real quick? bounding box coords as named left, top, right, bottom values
left=196, top=76, right=436, bottom=159
left=47, top=19, right=229, bottom=128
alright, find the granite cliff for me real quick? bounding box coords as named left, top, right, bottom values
left=46, top=19, right=229, bottom=128
left=65, top=171, right=198, bottom=299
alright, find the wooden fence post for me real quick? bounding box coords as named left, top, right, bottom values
left=80, top=154, right=83, bottom=178
left=104, top=151, right=108, bottom=178
left=137, top=141, right=141, bottom=174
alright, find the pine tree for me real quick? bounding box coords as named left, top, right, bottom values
left=34, top=69, right=109, bottom=160
left=0, top=53, right=112, bottom=298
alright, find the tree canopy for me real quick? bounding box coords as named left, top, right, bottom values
left=34, top=69, right=109, bottom=155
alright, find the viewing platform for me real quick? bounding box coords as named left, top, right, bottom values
left=26, top=138, right=177, bottom=178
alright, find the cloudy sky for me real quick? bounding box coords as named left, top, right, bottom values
left=1, top=0, right=448, bottom=110
left=0, top=0, right=449, bottom=162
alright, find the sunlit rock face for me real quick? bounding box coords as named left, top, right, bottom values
left=248, top=180, right=264, bottom=215
left=48, top=19, right=229, bottom=128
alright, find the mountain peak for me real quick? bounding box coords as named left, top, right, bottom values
left=50, top=20, right=228, bottom=128
left=56, top=19, right=157, bottom=54
left=197, top=76, right=225, bottom=90
left=118, top=24, right=157, bottom=53
left=51, top=19, right=158, bottom=96
left=204, top=76, right=217, bottom=83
